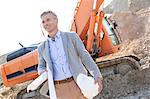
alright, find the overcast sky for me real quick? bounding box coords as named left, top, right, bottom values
left=0, top=0, right=112, bottom=55
left=0, top=0, right=78, bottom=55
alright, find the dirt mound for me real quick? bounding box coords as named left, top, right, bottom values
left=94, top=7, right=150, bottom=99
left=0, top=81, right=31, bottom=99
left=95, top=30, right=150, bottom=98
left=129, top=0, right=150, bottom=12
left=111, top=7, right=150, bottom=68
left=111, top=6, right=150, bottom=42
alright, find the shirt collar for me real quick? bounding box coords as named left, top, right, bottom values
left=55, top=31, right=61, bottom=38
left=47, top=31, right=61, bottom=42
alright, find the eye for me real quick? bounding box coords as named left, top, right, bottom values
left=42, top=20, right=45, bottom=24
left=47, top=18, right=50, bottom=22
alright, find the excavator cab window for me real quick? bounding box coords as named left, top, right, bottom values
left=103, top=17, right=120, bottom=45
left=7, top=46, right=37, bottom=62
left=6, top=65, right=38, bottom=79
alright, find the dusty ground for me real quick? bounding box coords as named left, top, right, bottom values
left=0, top=81, right=32, bottom=99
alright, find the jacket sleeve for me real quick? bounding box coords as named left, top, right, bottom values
left=37, top=46, right=46, bottom=75
left=73, top=33, right=103, bottom=79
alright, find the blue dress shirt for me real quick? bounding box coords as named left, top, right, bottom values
left=48, top=31, right=72, bottom=81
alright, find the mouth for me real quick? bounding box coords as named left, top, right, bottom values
left=45, top=25, right=51, bottom=30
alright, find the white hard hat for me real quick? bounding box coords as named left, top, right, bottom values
left=76, top=73, right=100, bottom=99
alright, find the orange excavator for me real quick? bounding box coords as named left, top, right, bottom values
left=0, top=0, right=141, bottom=98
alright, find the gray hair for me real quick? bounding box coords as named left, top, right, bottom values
left=40, top=10, right=58, bottom=19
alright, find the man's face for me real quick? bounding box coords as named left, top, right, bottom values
left=41, top=13, right=58, bottom=33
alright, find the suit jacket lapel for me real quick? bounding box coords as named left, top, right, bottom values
left=45, top=39, right=53, bottom=71
left=60, top=32, right=69, bottom=61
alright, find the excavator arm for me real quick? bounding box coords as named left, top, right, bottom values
left=71, top=0, right=120, bottom=57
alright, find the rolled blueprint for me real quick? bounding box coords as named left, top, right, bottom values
left=27, top=71, right=48, bottom=92
left=27, top=70, right=57, bottom=99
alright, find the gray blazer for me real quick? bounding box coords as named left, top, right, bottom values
left=37, top=31, right=102, bottom=81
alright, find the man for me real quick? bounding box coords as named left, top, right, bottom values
left=38, top=10, right=103, bottom=99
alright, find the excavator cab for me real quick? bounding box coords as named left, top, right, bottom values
left=97, top=16, right=120, bottom=57
left=0, top=46, right=38, bottom=87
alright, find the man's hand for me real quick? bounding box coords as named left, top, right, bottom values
left=94, top=77, right=103, bottom=93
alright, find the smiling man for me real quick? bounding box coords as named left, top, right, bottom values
left=38, top=10, right=103, bottom=99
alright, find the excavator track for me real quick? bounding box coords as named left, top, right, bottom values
left=96, top=55, right=141, bottom=76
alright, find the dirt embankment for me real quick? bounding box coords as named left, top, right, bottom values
left=96, top=31, right=150, bottom=99
left=95, top=6, right=150, bottom=99
left=111, top=6, right=150, bottom=67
